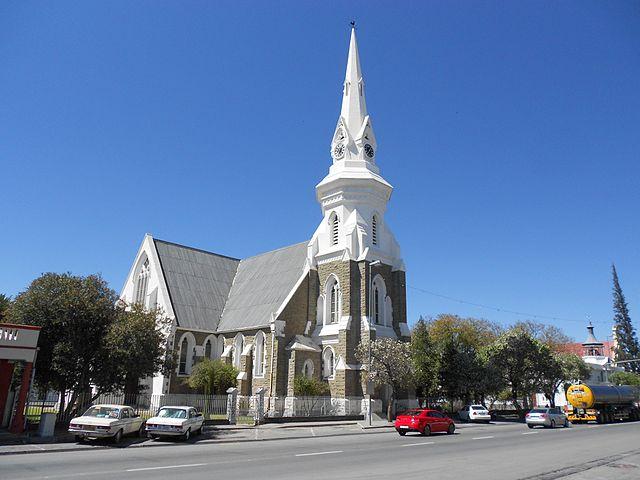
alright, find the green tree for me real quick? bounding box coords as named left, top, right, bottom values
left=8, top=273, right=118, bottom=416
left=424, top=314, right=503, bottom=407
left=293, top=376, right=331, bottom=396
left=104, top=304, right=173, bottom=397
left=485, top=327, right=548, bottom=414
left=609, top=371, right=640, bottom=386
left=538, top=352, right=590, bottom=407
left=187, top=359, right=238, bottom=395
left=611, top=264, right=640, bottom=373
left=0, top=294, right=11, bottom=322
left=356, top=338, right=414, bottom=421
left=410, top=318, right=439, bottom=399
left=513, top=321, right=572, bottom=351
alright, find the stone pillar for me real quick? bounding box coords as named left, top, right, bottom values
left=9, top=362, right=32, bottom=434
left=226, top=387, right=238, bottom=425
left=254, top=387, right=266, bottom=424
left=287, top=351, right=297, bottom=397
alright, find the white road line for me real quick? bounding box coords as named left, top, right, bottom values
left=126, top=463, right=208, bottom=472
left=401, top=441, right=435, bottom=447
left=310, top=427, right=316, bottom=437
left=472, top=436, right=494, bottom=440
left=522, top=432, right=538, bottom=435
left=295, top=450, right=343, bottom=457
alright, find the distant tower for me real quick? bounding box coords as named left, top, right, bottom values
left=582, top=322, right=604, bottom=357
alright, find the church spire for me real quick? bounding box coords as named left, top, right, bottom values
left=340, top=27, right=367, bottom=137
left=330, top=26, right=377, bottom=164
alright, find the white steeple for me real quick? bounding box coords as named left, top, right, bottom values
left=308, top=27, right=404, bottom=272
left=340, top=28, right=367, bottom=138
left=330, top=27, right=377, bottom=165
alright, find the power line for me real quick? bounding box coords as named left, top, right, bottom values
left=407, top=285, right=609, bottom=325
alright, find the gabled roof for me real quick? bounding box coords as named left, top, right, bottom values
left=217, top=242, right=308, bottom=332
left=152, top=238, right=308, bottom=333
left=154, top=239, right=240, bottom=331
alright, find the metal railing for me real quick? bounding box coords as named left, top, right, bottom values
left=24, top=392, right=229, bottom=426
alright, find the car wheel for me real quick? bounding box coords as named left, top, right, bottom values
left=396, top=429, right=406, bottom=436
left=74, top=435, right=84, bottom=443
left=182, top=428, right=191, bottom=441
left=422, top=425, right=431, bottom=436
left=550, top=420, right=556, bottom=429
left=447, top=424, right=455, bottom=435
left=138, top=424, right=146, bottom=437
left=564, top=419, right=569, bottom=428
left=113, top=429, right=123, bottom=444
left=527, top=424, right=534, bottom=429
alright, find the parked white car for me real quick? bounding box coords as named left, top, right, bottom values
left=68, top=404, right=145, bottom=443
left=525, top=407, right=569, bottom=429
left=145, top=406, right=204, bottom=441
left=459, top=405, right=492, bottom=423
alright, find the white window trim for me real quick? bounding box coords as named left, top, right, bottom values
left=322, top=346, right=336, bottom=380
left=177, top=332, right=196, bottom=377
left=253, top=331, right=266, bottom=378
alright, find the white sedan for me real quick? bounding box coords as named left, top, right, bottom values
left=68, top=404, right=145, bottom=443
left=145, top=406, right=204, bottom=441
left=459, top=405, right=492, bottom=423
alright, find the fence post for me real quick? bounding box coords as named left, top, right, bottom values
left=254, top=388, right=265, bottom=425
left=226, top=388, right=238, bottom=425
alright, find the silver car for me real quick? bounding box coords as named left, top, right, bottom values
left=525, top=407, right=569, bottom=429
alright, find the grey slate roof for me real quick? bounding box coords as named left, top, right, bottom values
left=154, top=239, right=240, bottom=331
left=154, top=238, right=308, bottom=333
left=217, top=242, right=308, bottom=332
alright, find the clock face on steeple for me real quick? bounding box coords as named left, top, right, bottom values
left=332, top=143, right=346, bottom=160
left=334, top=127, right=346, bottom=143
left=364, top=143, right=375, bottom=158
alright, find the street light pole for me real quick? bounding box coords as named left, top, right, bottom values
left=367, top=260, right=381, bottom=426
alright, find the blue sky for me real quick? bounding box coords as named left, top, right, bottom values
left=1, top=1, right=638, bottom=341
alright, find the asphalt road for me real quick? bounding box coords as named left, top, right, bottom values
left=3, top=421, right=639, bottom=480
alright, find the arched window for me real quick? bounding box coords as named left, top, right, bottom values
left=303, top=359, right=314, bottom=378
left=204, top=338, right=212, bottom=359
left=372, top=215, right=378, bottom=246
left=253, top=332, right=266, bottom=377
left=216, top=336, right=225, bottom=360
left=374, top=286, right=380, bottom=324
left=177, top=332, right=195, bottom=375
left=134, top=258, right=150, bottom=306
left=372, top=275, right=387, bottom=326
left=316, top=295, right=325, bottom=327
left=324, top=276, right=341, bottom=325
left=179, top=337, right=189, bottom=375
left=329, top=212, right=339, bottom=246
left=322, top=347, right=335, bottom=379
left=233, top=334, right=244, bottom=370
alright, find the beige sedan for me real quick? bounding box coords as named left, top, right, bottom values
left=68, top=404, right=145, bottom=443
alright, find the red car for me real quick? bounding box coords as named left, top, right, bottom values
left=394, top=409, right=456, bottom=436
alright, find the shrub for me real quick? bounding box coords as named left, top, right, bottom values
left=293, top=376, right=330, bottom=396
left=188, top=359, right=238, bottom=394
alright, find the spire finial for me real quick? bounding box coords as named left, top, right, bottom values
left=350, top=20, right=356, bottom=29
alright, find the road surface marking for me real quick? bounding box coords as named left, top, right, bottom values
left=311, top=427, right=316, bottom=437
left=522, top=431, right=538, bottom=435
left=295, top=450, right=343, bottom=457
left=401, top=441, right=435, bottom=447
left=126, top=463, right=208, bottom=472
left=472, top=436, right=494, bottom=440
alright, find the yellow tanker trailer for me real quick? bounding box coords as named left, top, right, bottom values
left=566, top=383, right=640, bottom=424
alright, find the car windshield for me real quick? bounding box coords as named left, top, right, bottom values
left=83, top=406, right=120, bottom=419
left=530, top=409, right=548, bottom=413
left=401, top=410, right=423, bottom=416
left=157, top=408, right=187, bottom=419
left=471, top=406, right=486, bottom=410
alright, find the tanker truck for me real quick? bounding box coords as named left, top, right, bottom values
left=566, top=383, right=640, bottom=424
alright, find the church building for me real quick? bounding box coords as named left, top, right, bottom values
left=120, top=28, right=409, bottom=403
